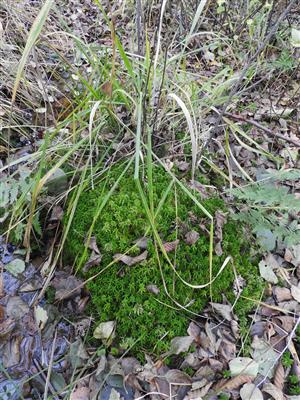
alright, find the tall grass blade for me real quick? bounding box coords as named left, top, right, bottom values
left=188, top=0, right=208, bottom=38
left=168, top=93, right=197, bottom=180
left=89, top=100, right=101, bottom=189
left=12, top=0, right=54, bottom=102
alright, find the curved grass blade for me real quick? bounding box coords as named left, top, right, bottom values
left=12, top=0, right=54, bottom=102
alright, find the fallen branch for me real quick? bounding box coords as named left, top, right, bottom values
left=223, top=111, right=300, bottom=148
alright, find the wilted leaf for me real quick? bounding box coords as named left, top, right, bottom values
left=219, top=339, right=236, bottom=362
left=189, top=180, right=210, bottom=199
left=120, top=357, right=141, bottom=375
left=185, top=230, right=200, bottom=245
left=187, top=321, right=201, bottom=341
left=6, top=296, right=29, bottom=319
left=256, top=228, right=276, bottom=251
left=286, top=245, right=300, bottom=267
left=291, top=28, right=300, bottom=48
left=263, top=382, right=285, bottom=400
left=240, top=383, right=263, bottom=400
left=52, top=273, right=83, bottom=300
left=251, top=336, right=278, bottom=378
left=134, top=237, right=149, bottom=249
left=259, top=259, right=278, bottom=284
left=69, top=338, right=89, bottom=369
left=216, top=375, right=253, bottom=392
left=113, top=251, right=148, bottom=266
left=100, top=81, right=113, bottom=96
left=214, top=211, right=227, bottom=256
left=49, top=205, right=64, bottom=221
left=2, top=336, right=21, bottom=368
left=146, top=284, right=160, bottom=295
left=273, top=316, right=296, bottom=333
left=168, top=336, right=194, bottom=355
left=210, top=302, right=233, bottom=321
left=0, top=275, right=4, bottom=298
left=86, top=236, right=100, bottom=254
left=83, top=251, right=102, bottom=272
left=70, top=386, right=90, bottom=400
left=51, top=372, right=67, bottom=394
left=0, top=318, right=16, bottom=337
left=19, top=276, right=43, bottom=292
left=229, top=357, right=258, bottom=377
left=34, top=305, right=48, bottom=330
left=163, top=240, right=179, bottom=253
left=93, top=321, right=116, bottom=345
left=165, top=369, right=192, bottom=384
left=273, top=363, right=285, bottom=392
left=5, top=258, right=25, bottom=277
left=291, top=284, right=300, bottom=303
left=176, top=161, right=189, bottom=171
left=273, top=287, right=292, bottom=302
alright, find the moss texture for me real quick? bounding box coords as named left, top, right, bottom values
left=64, top=162, right=263, bottom=356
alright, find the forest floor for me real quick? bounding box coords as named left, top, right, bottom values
left=0, top=1, right=300, bottom=399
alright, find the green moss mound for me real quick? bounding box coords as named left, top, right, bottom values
left=64, top=162, right=263, bottom=356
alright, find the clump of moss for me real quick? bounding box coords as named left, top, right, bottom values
left=64, top=162, right=263, bottom=357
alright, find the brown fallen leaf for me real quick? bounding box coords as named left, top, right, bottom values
left=185, top=230, right=200, bottom=245
left=146, top=284, right=160, bottom=295
left=100, top=81, right=113, bottom=97
left=85, top=236, right=100, bottom=254
left=113, top=250, right=148, bottom=266
left=0, top=304, right=4, bottom=320
left=2, top=336, right=22, bottom=368
left=70, top=386, right=90, bottom=400
left=0, top=318, right=16, bottom=337
left=0, top=273, right=4, bottom=298
left=240, top=383, right=263, bottom=400
left=291, top=284, right=300, bottom=303
left=184, top=382, right=213, bottom=400
left=277, top=300, right=300, bottom=314
left=219, top=339, right=236, bottom=362
left=176, top=161, right=189, bottom=172
left=292, top=360, right=300, bottom=380
left=163, top=239, right=179, bottom=253
left=52, top=273, right=83, bottom=301
left=187, top=321, right=201, bottom=343
left=215, top=375, right=253, bottom=392
left=262, top=382, right=285, bottom=400
left=49, top=205, right=64, bottom=221
left=210, top=302, right=233, bottom=321
left=284, top=248, right=294, bottom=263
left=273, top=316, right=296, bottom=334
left=231, top=320, right=240, bottom=340
left=164, top=369, right=192, bottom=384
left=214, top=210, right=227, bottom=256
left=273, top=287, right=292, bottom=302
left=6, top=297, right=29, bottom=319
left=77, top=296, right=90, bottom=313
left=134, top=237, right=150, bottom=250
left=273, top=362, right=284, bottom=391
left=83, top=251, right=102, bottom=272
left=285, top=245, right=300, bottom=267
left=166, top=336, right=194, bottom=356
left=189, top=180, right=210, bottom=199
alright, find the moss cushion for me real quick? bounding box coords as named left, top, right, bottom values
left=64, top=162, right=263, bottom=357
